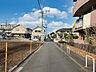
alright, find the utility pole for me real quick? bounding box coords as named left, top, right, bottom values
left=37, top=0, right=43, bottom=28
left=37, top=0, right=45, bottom=41
left=41, top=11, right=44, bottom=28
left=37, top=0, right=50, bottom=40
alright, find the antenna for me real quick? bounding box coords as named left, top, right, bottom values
left=5, top=20, right=7, bottom=25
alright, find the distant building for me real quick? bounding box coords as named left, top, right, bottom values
left=54, top=28, right=72, bottom=42
left=72, top=0, right=96, bottom=44
left=56, top=28, right=72, bottom=33
left=32, top=26, right=45, bottom=41
left=0, top=24, right=14, bottom=37
left=12, top=25, right=32, bottom=39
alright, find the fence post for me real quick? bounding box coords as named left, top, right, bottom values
left=30, top=40, right=32, bottom=53
left=5, top=41, right=8, bottom=72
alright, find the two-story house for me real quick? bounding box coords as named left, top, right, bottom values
left=12, top=25, right=32, bottom=39
left=0, top=24, right=14, bottom=37
left=32, top=26, right=45, bottom=41
left=54, top=28, right=72, bottom=42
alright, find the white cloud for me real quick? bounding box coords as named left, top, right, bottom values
left=68, top=6, right=74, bottom=13
left=32, top=8, right=38, bottom=11
left=48, top=21, right=72, bottom=32
left=10, top=7, right=68, bottom=29
left=10, top=20, right=17, bottom=25
left=43, top=7, right=68, bottom=19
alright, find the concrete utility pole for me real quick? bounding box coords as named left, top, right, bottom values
left=37, top=0, right=43, bottom=28
left=38, top=0, right=44, bottom=39
left=41, top=11, right=44, bottom=28
left=37, top=0, right=50, bottom=40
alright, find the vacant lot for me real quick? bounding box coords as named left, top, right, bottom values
left=0, top=41, right=42, bottom=72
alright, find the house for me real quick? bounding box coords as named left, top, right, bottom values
left=72, top=0, right=96, bottom=44
left=56, top=28, right=72, bottom=34
left=54, top=28, right=72, bottom=42
left=12, top=25, right=32, bottom=39
left=0, top=24, right=14, bottom=37
left=32, top=26, right=45, bottom=41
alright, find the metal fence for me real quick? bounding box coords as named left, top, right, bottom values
left=0, top=41, right=43, bottom=72
left=57, top=43, right=95, bottom=72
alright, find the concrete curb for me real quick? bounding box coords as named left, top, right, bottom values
left=55, top=44, right=88, bottom=72
left=8, top=44, right=44, bottom=72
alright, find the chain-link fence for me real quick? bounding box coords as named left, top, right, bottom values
left=0, top=41, right=43, bottom=72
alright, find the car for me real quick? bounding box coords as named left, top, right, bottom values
left=2, top=37, right=6, bottom=39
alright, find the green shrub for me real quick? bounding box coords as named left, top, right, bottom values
left=73, top=34, right=79, bottom=39
left=58, top=41, right=66, bottom=43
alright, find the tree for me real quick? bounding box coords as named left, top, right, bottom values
left=72, top=34, right=79, bottom=39
left=84, top=27, right=96, bottom=46
left=64, top=32, right=73, bottom=43
left=54, top=34, right=57, bottom=38
left=58, top=33, right=63, bottom=41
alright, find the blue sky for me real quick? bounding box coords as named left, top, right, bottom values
left=0, top=0, right=76, bottom=33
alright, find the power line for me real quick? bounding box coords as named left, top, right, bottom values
left=37, top=0, right=48, bottom=36
left=37, top=0, right=42, bottom=10
left=37, top=0, right=44, bottom=28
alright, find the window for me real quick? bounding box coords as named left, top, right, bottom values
left=22, top=29, right=25, bottom=31
left=15, top=28, right=19, bottom=31
left=38, top=30, right=41, bottom=32
left=35, top=30, right=38, bottom=32
left=35, top=30, right=41, bottom=32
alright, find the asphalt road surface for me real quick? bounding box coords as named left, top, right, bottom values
left=17, top=42, right=85, bottom=72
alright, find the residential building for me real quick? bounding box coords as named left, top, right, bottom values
left=73, top=0, right=96, bottom=44
left=54, top=28, right=72, bottom=42
left=12, top=25, right=32, bottom=39
left=0, top=24, right=14, bottom=37
left=56, top=28, right=72, bottom=33
left=32, top=26, right=45, bottom=41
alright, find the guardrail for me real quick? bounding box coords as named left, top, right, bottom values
left=85, top=55, right=95, bottom=72
left=66, top=46, right=70, bottom=54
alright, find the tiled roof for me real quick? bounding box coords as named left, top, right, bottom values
left=56, top=28, right=72, bottom=32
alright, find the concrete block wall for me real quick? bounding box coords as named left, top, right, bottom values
left=66, top=44, right=96, bottom=62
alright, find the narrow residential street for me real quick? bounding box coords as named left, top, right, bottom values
left=16, top=42, right=85, bottom=72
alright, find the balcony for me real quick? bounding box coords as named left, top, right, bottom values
left=73, top=0, right=96, bottom=17
left=73, top=10, right=96, bottom=32
left=73, top=17, right=83, bottom=32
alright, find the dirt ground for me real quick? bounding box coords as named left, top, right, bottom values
left=0, top=41, right=42, bottom=72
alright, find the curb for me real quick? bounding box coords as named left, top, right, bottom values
left=8, top=44, right=43, bottom=72
left=55, top=44, right=88, bottom=72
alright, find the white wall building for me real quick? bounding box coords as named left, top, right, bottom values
left=32, top=26, right=45, bottom=41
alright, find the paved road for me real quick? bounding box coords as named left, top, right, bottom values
left=17, top=42, right=85, bottom=72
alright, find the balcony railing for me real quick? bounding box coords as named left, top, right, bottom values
left=73, top=17, right=83, bottom=29
left=76, top=17, right=83, bottom=28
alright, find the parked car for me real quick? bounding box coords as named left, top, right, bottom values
left=2, top=36, right=6, bottom=39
